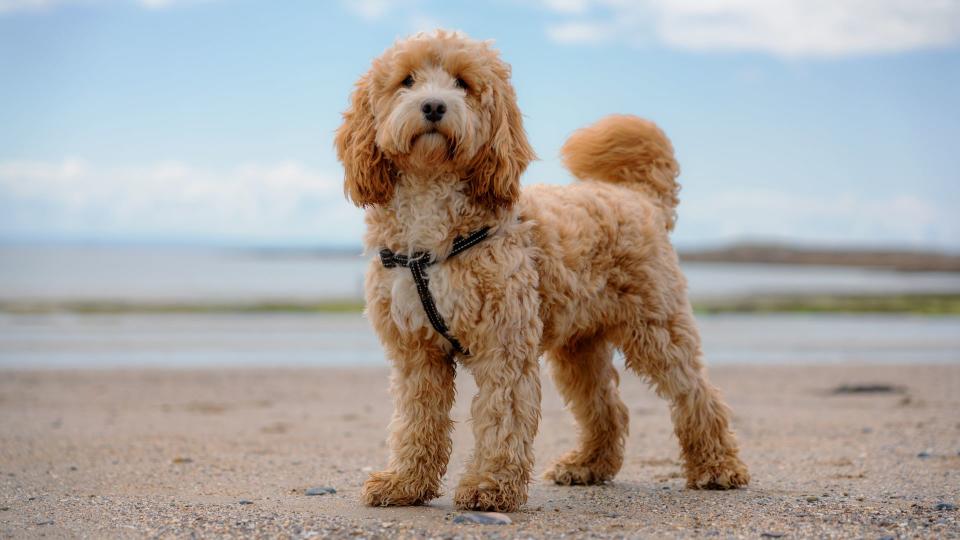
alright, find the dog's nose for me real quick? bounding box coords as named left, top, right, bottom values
left=421, top=99, right=446, bottom=123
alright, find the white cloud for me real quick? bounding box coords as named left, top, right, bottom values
left=542, top=0, right=590, bottom=15
left=0, top=158, right=363, bottom=245
left=0, top=0, right=70, bottom=12
left=407, top=13, right=444, bottom=34
left=1, top=159, right=955, bottom=248
left=0, top=0, right=209, bottom=14
left=343, top=0, right=393, bottom=20
left=138, top=0, right=182, bottom=9
left=339, top=0, right=447, bottom=34
left=540, top=0, right=960, bottom=57
left=678, top=188, right=959, bottom=248
left=546, top=21, right=612, bottom=44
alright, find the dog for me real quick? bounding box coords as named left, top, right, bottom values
left=335, top=30, right=749, bottom=513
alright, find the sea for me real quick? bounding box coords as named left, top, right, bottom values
left=1, top=245, right=958, bottom=368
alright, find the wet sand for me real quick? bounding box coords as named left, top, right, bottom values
left=1, top=364, right=958, bottom=538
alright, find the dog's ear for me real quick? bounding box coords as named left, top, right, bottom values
left=467, top=61, right=536, bottom=209
left=336, top=73, right=395, bottom=207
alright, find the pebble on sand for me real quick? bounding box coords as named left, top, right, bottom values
left=935, top=502, right=957, bottom=511
left=452, top=512, right=512, bottom=525
left=305, top=487, right=336, bottom=496
left=238, top=500, right=254, bottom=505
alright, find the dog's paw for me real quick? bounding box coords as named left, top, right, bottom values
left=544, top=459, right=614, bottom=486
left=686, top=457, right=750, bottom=490
left=361, top=470, right=438, bottom=507
left=453, top=474, right=527, bottom=513
left=544, top=450, right=621, bottom=486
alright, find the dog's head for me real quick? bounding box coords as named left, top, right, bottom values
left=336, top=30, right=534, bottom=209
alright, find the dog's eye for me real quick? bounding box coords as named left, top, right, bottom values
left=455, top=77, right=469, bottom=91
left=401, top=75, right=414, bottom=88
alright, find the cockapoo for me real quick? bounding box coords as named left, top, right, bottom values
left=335, top=30, right=749, bottom=513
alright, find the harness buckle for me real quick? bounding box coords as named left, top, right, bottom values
left=378, top=248, right=398, bottom=268
left=376, top=226, right=491, bottom=357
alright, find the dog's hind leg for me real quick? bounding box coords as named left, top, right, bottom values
left=618, top=303, right=750, bottom=489
left=543, top=336, right=629, bottom=485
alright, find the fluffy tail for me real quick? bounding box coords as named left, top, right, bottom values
left=561, top=115, right=680, bottom=230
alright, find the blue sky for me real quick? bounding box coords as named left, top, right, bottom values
left=1, top=0, right=958, bottom=249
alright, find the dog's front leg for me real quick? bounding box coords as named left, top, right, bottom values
left=362, top=342, right=456, bottom=507
left=454, top=285, right=542, bottom=513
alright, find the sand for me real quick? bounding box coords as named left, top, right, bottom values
left=1, top=364, right=958, bottom=538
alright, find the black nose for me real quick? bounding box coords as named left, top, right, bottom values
left=421, top=99, right=446, bottom=122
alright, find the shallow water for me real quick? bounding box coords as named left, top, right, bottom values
left=2, top=245, right=959, bottom=302
left=1, top=312, right=956, bottom=368
left=2, top=246, right=957, bottom=368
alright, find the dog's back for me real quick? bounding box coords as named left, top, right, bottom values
left=520, top=115, right=687, bottom=350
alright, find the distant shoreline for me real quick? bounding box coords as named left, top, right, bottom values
left=3, top=244, right=959, bottom=315
left=6, top=242, right=959, bottom=272
left=677, top=243, right=960, bottom=272
left=253, top=244, right=960, bottom=273
left=249, top=244, right=960, bottom=272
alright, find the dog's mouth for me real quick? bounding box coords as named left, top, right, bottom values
left=402, top=124, right=460, bottom=166
left=410, top=126, right=457, bottom=156
left=412, top=127, right=447, bottom=144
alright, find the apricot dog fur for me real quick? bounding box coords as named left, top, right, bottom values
left=335, top=30, right=749, bottom=513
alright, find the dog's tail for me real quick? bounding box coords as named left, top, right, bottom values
left=561, top=114, right=680, bottom=230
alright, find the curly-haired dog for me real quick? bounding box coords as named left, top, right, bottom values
left=335, top=30, right=749, bottom=513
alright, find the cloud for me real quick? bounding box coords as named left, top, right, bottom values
left=540, top=0, right=960, bottom=57
left=342, top=0, right=393, bottom=21
left=339, top=0, right=412, bottom=22
left=0, top=0, right=208, bottom=14
left=3, top=159, right=954, bottom=248
left=546, top=21, right=613, bottom=44
left=541, top=0, right=590, bottom=15
left=678, top=188, right=959, bottom=248
left=0, top=158, right=363, bottom=245
left=1, top=160, right=955, bottom=248
left=407, top=13, right=445, bottom=34
left=0, top=0, right=75, bottom=12
left=339, top=0, right=449, bottom=34
left=137, top=0, right=188, bottom=9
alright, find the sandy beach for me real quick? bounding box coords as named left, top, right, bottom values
left=1, top=363, right=958, bottom=538
left=5, top=0, right=960, bottom=537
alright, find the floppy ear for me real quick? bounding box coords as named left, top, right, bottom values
left=335, top=74, right=395, bottom=207
left=466, top=65, right=536, bottom=209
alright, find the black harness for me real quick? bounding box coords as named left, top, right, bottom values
left=379, top=227, right=491, bottom=356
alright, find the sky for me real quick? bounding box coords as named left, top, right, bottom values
left=1, top=0, right=959, bottom=250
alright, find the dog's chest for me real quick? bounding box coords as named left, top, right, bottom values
left=375, top=175, right=468, bottom=335
left=370, top=176, right=468, bottom=337
left=386, top=265, right=457, bottom=336
left=389, top=176, right=466, bottom=253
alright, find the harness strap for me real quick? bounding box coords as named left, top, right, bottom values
left=378, top=227, right=490, bottom=356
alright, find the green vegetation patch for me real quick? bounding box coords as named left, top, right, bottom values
left=693, top=293, right=960, bottom=315
left=0, top=299, right=367, bottom=315
left=3, top=293, right=960, bottom=316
